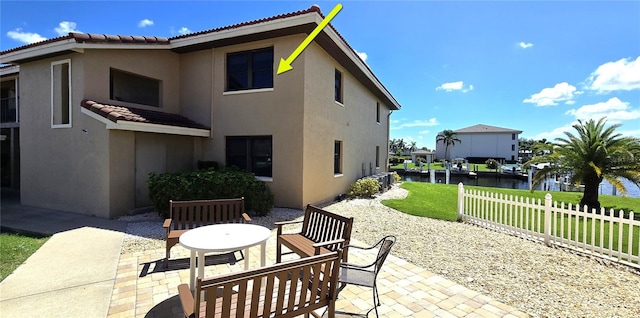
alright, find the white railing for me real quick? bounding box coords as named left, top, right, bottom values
left=457, top=183, right=640, bottom=269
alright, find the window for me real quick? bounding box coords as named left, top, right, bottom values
left=226, top=136, right=272, bottom=177
left=226, top=47, right=274, bottom=91
left=512, top=133, right=516, bottom=140
left=511, top=144, right=516, bottom=151
left=376, top=102, right=380, bottom=123
left=110, top=69, right=161, bottom=107
left=51, top=60, right=71, bottom=127
left=334, top=69, right=343, bottom=103
left=334, top=140, right=342, bottom=174
left=376, top=146, right=380, bottom=168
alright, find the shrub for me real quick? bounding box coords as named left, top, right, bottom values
left=389, top=156, right=404, bottom=165
left=485, top=159, right=499, bottom=169
left=148, top=168, right=274, bottom=218
left=346, top=178, right=380, bottom=198
left=392, top=171, right=401, bottom=183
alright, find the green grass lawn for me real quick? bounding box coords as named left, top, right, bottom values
left=382, top=182, right=640, bottom=259
left=0, top=233, right=49, bottom=281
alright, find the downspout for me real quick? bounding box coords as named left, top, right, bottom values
left=386, top=110, right=393, bottom=171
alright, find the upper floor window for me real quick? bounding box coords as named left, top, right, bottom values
left=376, top=146, right=380, bottom=168
left=511, top=144, right=516, bottom=151
left=51, top=59, right=71, bottom=128
left=334, top=140, right=342, bottom=174
left=110, top=69, right=160, bottom=107
left=226, top=47, right=273, bottom=91
left=376, top=102, right=380, bottom=123
left=226, top=136, right=272, bottom=177
left=334, top=69, right=343, bottom=104
left=511, top=133, right=516, bottom=140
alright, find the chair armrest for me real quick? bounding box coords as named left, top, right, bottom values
left=274, top=220, right=303, bottom=235
left=241, top=213, right=252, bottom=223
left=162, top=219, right=172, bottom=229
left=177, top=283, right=195, bottom=318
left=313, top=238, right=345, bottom=255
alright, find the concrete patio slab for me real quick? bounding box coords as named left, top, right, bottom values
left=0, top=227, right=124, bottom=317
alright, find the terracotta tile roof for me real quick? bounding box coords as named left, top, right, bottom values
left=81, top=100, right=209, bottom=130
left=169, top=5, right=322, bottom=40
left=72, top=33, right=169, bottom=44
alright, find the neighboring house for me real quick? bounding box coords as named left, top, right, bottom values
left=0, top=65, right=20, bottom=190
left=435, top=124, right=522, bottom=162
left=0, top=6, right=401, bottom=218
left=410, top=150, right=435, bottom=163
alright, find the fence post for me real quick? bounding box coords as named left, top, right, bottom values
left=457, top=182, right=464, bottom=222
left=544, top=193, right=552, bottom=246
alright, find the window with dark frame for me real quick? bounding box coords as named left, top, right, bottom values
left=376, top=102, right=380, bottom=123
left=334, top=140, right=342, bottom=174
left=226, top=47, right=274, bottom=91
left=512, top=133, right=516, bottom=140
left=511, top=144, right=516, bottom=151
left=376, top=146, right=380, bottom=168
left=334, top=69, right=343, bottom=103
left=226, top=136, right=272, bottom=177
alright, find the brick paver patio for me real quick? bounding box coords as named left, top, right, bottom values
left=107, top=233, right=530, bottom=318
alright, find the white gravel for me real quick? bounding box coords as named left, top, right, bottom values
left=119, top=184, right=640, bottom=317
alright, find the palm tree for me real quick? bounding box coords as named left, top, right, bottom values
left=409, top=141, right=418, bottom=152
left=436, top=130, right=461, bottom=161
left=526, top=118, right=640, bottom=211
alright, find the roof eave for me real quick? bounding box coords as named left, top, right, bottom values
left=81, top=107, right=210, bottom=137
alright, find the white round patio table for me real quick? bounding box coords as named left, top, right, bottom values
left=179, top=223, right=271, bottom=290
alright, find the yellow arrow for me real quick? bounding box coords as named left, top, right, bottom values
left=277, top=3, right=343, bottom=74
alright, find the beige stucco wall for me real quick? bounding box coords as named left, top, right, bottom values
left=202, top=35, right=306, bottom=208
left=19, top=53, right=115, bottom=217
left=301, top=43, right=391, bottom=206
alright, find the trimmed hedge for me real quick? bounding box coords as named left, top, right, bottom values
left=148, top=168, right=274, bottom=218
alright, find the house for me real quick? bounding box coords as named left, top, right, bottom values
left=0, top=6, right=401, bottom=218
left=435, top=124, right=522, bottom=163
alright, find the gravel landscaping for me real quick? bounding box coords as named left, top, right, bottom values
left=120, top=184, right=640, bottom=317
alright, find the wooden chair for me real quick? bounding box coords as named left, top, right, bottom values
left=163, top=198, right=250, bottom=268
left=275, top=205, right=353, bottom=264
left=177, top=251, right=343, bottom=318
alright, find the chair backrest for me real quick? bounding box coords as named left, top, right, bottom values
left=194, top=251, right=342, bottom=317
left=301, top=205, right=354, bottom=253
left=169, top=198, right=245, bottom=230
left=374, top=235, right=396, bottom=275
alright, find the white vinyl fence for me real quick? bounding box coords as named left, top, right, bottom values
left=457, top=183, right=640, bottom=269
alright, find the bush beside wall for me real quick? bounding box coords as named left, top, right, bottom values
left=148, top=168, right=274, bottom=218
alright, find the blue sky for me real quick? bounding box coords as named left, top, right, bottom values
left=2, top=1, right=639, bottom=150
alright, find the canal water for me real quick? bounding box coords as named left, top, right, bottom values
left=401, top=172, right=640, bottom=198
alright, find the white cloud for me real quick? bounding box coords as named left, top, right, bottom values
left=531, top=124, right=575, bottom=141
left=523, top=82, right=581, bottom=106
left=6, top=29, right=46, bottom=44
left=177, top=27, right=192, bottom=35
left=392, top=118, right=439, bottom=130
left=585, top=56, right=640, bottom=92
left=138, top=19, right=154, bottom=28
left=418, top=130, right=430, bottom=135
left=565, top=97, right=640, bottom=123
left=354, top=49, right=368, bottom=62
left=436, top=81, right=473, bottom=93
left=519, top=42, right=533, bottom=49
left=54, top=21, right=81, bottom=36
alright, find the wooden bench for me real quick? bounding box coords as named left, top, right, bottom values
left=163, top=198, right=250, bottom=268
left=177, top=251, right=342, bottom=318
left=275, top=205, right=353, bottom=264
